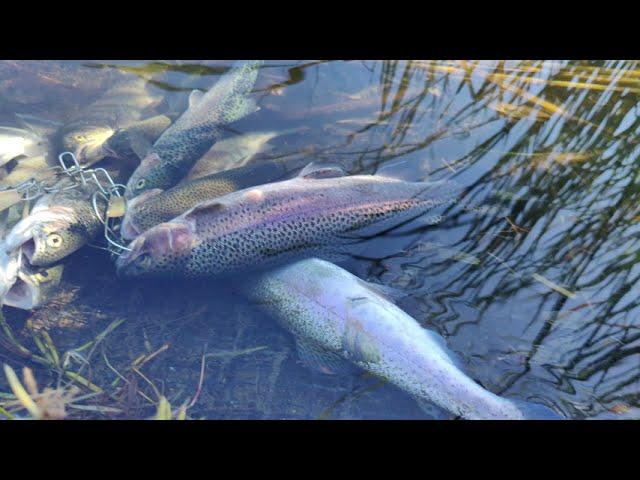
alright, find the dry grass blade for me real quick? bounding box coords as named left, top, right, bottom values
left=131, top=342, right=170, bottom=368
left=531, top=273, right=576, bottom=298
left=155, top=396, right=172, bottom=420
left=3, top=364, right=41, bottom=419
left=64, top=371, right=103, bottom=393
left=0, top=404, right=14, bottom=419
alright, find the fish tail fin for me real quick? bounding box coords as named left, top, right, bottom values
left=410, top=179, right=467, bottom=226
left=511, top=399, right=563, bottom=420
left=228, top=97, right=260, bottom=123
left=200, top=60, right=263, bottom=125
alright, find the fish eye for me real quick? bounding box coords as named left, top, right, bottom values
left=74, top=134, right=86, bottom=141
left=137, top=254, right=152, bottom=269
left=46, top=233, right=63, bottom=249
left=135, top=178, right=146, bottom=190
left=34, top=272, right=48, bottom=281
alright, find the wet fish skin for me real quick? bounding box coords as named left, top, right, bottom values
left=15, top=77, right=162, bottom=169
left=105, top=114, right=173, bottom=161
left=242, top=258, right=562, bottom=420
left=0, top=126, right=47, bottom=167
left=116, top=170, right=462, bottom=279
left=0, top=247, right=21, bottom=304
left=3, top=179, right=106, bottom=267
left=185, top=127, right=305, bottom=180
left=3, top=262, right=64, bottom=310
left=125, top=60, right=264, bottom=200
left=121, top=158, right=308, bottom=240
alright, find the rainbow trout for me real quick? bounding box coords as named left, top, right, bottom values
left=121, top=157, right=309, bottom=240
left=115, top=165, right=463, bottom=278
left=125, top=60, right=264, bottom=199
left=242, top=258, right=562, bottom=420
left=3, top=177, right=107, bottom=267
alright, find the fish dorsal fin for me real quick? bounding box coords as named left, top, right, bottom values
left=15, top=113, right=62, bottom=137
left=298, top=162, right=346, bottom=180
left=184, top=199, right=228, bottom=221
left=294, top=337, right=352, bottom=375
left=356, top=278, right=408, bottom=304
left=188, top=90, right=204, bottom=109
left=127, top=188, right=163, bottom=211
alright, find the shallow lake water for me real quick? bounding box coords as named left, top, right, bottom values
left=0, top=60, right=638, bottom=419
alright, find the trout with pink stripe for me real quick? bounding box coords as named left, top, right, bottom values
left=116, top=164, right=464, bottom=278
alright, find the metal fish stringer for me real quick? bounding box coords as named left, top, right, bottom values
left=58, top=151, right=132, bottom=256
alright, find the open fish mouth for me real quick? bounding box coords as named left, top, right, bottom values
left=4, top=207, right=74, bottom=252
left=20, top=238, right=36, bottom=263
left=0, top=248, right=21, bottom=300
left=3, top=274, right=37, bottom=310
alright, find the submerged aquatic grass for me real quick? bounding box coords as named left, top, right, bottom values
left=0, top=60, right=638, bottom=419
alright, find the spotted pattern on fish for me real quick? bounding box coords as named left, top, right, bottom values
left=242, top=258, right=563, bottom=420
left=116, top=174, right=463, bottom=278
left=4, top=179, right=107, bottom=267
left=121, top=158, right=304, bottom=239
left=125, top=60, right=263, bottom=199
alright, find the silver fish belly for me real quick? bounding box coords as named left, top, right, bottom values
left=242, top=258, right=562, bottom=420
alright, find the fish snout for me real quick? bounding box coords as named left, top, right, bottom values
left=120, top=216, right=142, bottom=241
left=115, top=235, right=146, bottom=277
left=116, top=220, right=195, bottom=277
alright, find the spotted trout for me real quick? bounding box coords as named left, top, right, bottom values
left=3, top=177, right=108, bottom=267
left=115, top=165, right=463, bottom=278
left=125, top=60, right=264, bottom=199
left=120, top=157, right=310, bottom=240
left=242, top=258, right=562, bottom=420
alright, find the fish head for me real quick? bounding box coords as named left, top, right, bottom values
left=125, top=152, right=173, bottom=200
left=61, top=125, right=115, bottom=166
left=116, top=220, right=195, bottom=278
left=3, top=263, right=64, bottom=310
left=4, top=206, right=86, bottom=267
left=120, top=188, right=163, bottom=240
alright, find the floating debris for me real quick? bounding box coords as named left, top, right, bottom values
left=531, top=273, right=576, bottom=299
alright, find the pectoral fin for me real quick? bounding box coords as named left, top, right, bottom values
left=188, top=90, right=204, bottom=108
left=356, top=278, right=408, bottom=303
left=294, top=337, right=352, bottom=375
left=298, top=162, right=347, bottom=179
